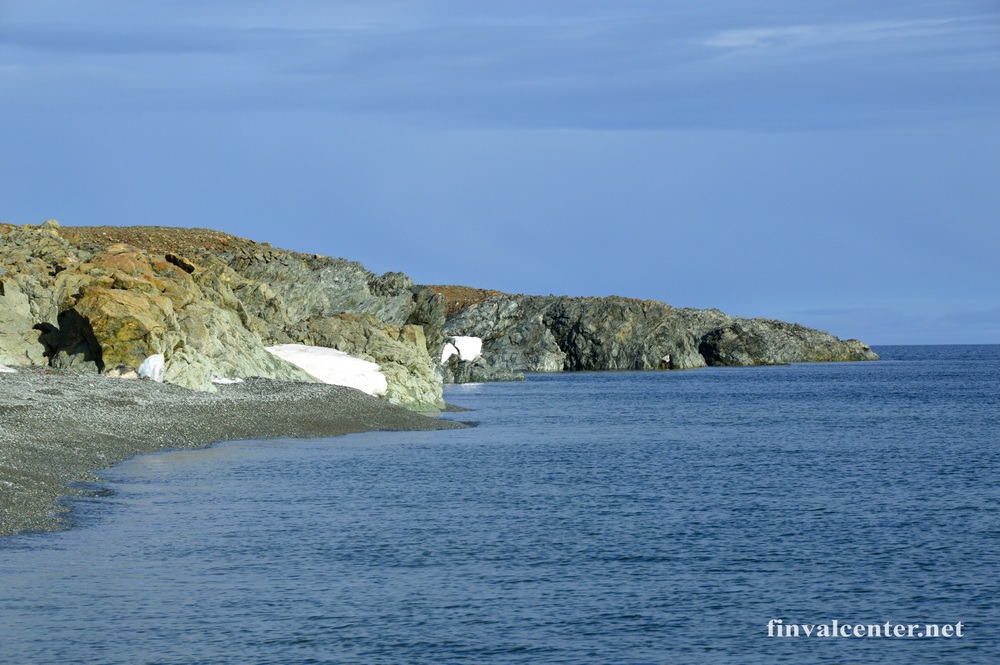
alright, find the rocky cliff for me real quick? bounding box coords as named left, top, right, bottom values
left=434, top=291, right=878, bottom=375
left=0, top=222, right=447, bottom=410
left=1, top=221, right=877, bottom=411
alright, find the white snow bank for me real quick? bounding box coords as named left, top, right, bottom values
left=0, top=364, right=17, bottom=374
left=440, top=342, right=459, bottom=364
left=138, top=354, right=165, bottom=382
left=211, top=376, right=244, bottom=385
left=453, top=336, right=483, bottom=361
left=440, top=336, right=483, bottom=364
left=265, top=344, right=388, bottom=397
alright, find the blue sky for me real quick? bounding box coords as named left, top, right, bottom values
left=2, top=1, right=998, bottom=344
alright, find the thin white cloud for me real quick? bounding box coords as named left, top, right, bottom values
left=704, top=25, right=814, bottom=48
left=1, top=3, right=998, bottom=131
left=704, top=17, right=979, bottom=50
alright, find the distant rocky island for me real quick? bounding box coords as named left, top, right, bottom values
left=1, top=222, right=878, bottom=410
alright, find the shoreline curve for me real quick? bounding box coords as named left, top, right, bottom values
left=0, top=367, right=465, bottom=536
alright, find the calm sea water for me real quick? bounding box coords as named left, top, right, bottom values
left=1, top=345, right=998, bottom=664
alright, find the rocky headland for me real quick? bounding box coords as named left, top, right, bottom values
left=0, top=221, right=452, bottom=410
left=1, top=220, right=877, bottom=534
left=430, top=288, right=878, bottom=379
left=2, top=222, right=877, bottom=402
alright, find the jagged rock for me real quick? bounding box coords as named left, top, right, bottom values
left=444, top=297, right=567, bottom=374
left=440, top=355, right=525, bottom=383
left=0, top=225, right=341, bottom=396
left=165, top=252, right=196, bottom=274
left=698, top=319, right=879, bottom=365
left=441, top=292, right=878, bottom=375
left=186, top=253, right=291, bottom=343
left=170, top=299, right=315, bottom=390
left=71, top=287, right=179, bottom=369
left=0, top=280, right=46, bottom=366
left=305, top=314, right=444, bottom=411
left=407, top=286, right=448, bottom=358
left=0, top=222, right=83, bottom=326
left=2, top=222, right=879, bottom=405
left=163, top=348, right=215, bottom=392
left=219, top=250, right=416, bottom=328
left=436, top=331, right=521, bottom=383
left=43, top=309, right=103, bottom=373
left=542, top=297, right=707, bottom=370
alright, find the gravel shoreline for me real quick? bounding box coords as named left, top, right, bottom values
left=0, top=368, right=467, bottom=536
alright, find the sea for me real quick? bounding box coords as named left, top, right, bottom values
left=1, top=345, right=997, bottom=664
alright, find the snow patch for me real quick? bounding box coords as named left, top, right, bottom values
left=0, top=364, right=17, bottom=373
left=440, top=337, right=482, bottom=364
left=138, top=354, right=165, bottom=382
left=211, top=376, right=244, bottom=385
left=265, top=344, right=388, bottom=397
left=440, top=342, right=459, bottom=364
left=452, top=336, right=483, bottom=362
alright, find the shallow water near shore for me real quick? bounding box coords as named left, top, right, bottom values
left=2, top=345, right=998, bottom=663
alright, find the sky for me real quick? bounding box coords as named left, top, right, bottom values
left=1, top=1, right=998, bottom=344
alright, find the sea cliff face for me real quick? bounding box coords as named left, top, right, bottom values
left=0, top=222, right=447, bottom=410
left=0, top=221, right=877, bottom=410
left=435, top=290, right=878, bottom=377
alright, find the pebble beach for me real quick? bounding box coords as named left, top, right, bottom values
left=0, top=367, right=465, bottom=536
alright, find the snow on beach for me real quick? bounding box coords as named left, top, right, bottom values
left=265, top=344, right=388, bottom=397
left=0, top=364, right=17, bottom=373
left=138, top=354, right=165, bottom=382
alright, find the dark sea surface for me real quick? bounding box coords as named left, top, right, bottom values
left=1, top=345, right=998, bottom=664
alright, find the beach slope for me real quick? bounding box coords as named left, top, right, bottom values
left=0, top=367, right=464, bottom=536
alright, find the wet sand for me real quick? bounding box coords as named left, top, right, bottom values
left=0, top=367, right=466, bottom=536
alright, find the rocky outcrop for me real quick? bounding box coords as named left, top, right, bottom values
left=406, top=286, right=449, bottom=360
left=304, top=314, right=444, bottom=411
left=0, top=280, right=47, bottom=366
left=436, top=334, right=524, bottom=384
left=1, top=221, right=878, bottom=407
left=697, top=318, right=879, bottom=366
left=0, top=222, right=444, bottom=408
left=439, top=354, right=525, bottom=383
left=439, top=292, right=878, bottom=375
